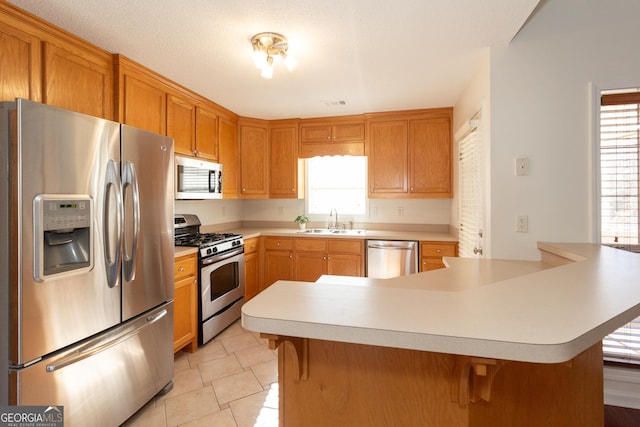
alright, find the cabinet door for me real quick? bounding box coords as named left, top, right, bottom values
left=294, top=252, right=326, bottom=282
left=332, top=122, right=365, bottom=142
left=409, top=118, right=452, bottom=196
left=42, top=42, right=112, bottom=119
left=173, top=274, right=197, bottom=352
left=121, top=73, right=166, bottom=134
left=195, top=106, right=219, bottom=161
left=244, top=251, right=260, bottom=301
left=263, top=250, right=294, bottom=288
left=300, top=124, right=332, bottom=143
left=327, top=253, right=362, bottom=277
left=368, top=120, right=408, bottom=195
left=167, top=94, right=195, bottom=156
left=218, top=116, right=239, bottom=198
left=240, top=121, right=269, bottom=198
left=0, top=22, right=40, bottom=102
left=270, top=125, right=298, bottom=198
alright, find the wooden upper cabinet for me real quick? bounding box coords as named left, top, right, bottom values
left=0, top=20, right=41, bottom=102
left=269, top=120, right=299, bottom=198
left=368, top=120, right=408, bottom=194
left=195, top=106, right=219, bottom=161
left=300, top=120, right=364, bottom=143
left=42, top=41, right=113, bottom=119
left=168, top=95, right=219, bottom=161
left=367, top=108, right=452, bottom=198
left=299, top=117, right=365, bottom=158
left=409, top=117, right=451, bottom=195
left=167, top=93, right=195, bottom=156
left=239, top=118, right=269, bottom=198
left=218, top=115, right=239, bottom=198
left=115, top=56, right=167, bottom=134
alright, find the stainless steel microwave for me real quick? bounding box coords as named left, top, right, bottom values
left=175, top=156, right=223, bottom=199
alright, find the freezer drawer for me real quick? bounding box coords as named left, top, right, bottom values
left=12, top=302, right=174, bottom=427
left=367, top=240, right=418, bottom=278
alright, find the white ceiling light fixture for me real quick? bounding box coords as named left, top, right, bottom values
left=251, top=32, right=297, bottom=79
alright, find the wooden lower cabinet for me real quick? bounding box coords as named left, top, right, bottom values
left=294, top=238, right=364, bottom=282
left=263, top=237, right=294, bottom=289
left=173, top=253, right=198, bottom=353
left=270, top=336, right=603, bottom=427
left=244, top=237, right=261, bottom=301
left=420, top=241, right=458, bottom=271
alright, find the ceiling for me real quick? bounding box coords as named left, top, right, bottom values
left=7, top=0, right=541, bottom=120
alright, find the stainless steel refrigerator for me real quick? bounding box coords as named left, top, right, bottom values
left=0, top=99, right=175, bottom=426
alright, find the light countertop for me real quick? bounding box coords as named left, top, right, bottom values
left=242, top=242, right=640, bottom=363
left=203, top=226, right=458, bottom=243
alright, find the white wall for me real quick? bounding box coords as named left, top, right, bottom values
left=489, top=0, right=640, bottom=260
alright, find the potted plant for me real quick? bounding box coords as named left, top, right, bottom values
left=294, top=215, right=309, bottom=230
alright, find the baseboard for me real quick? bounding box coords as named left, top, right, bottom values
left=604, top=366, right=640, bottom=409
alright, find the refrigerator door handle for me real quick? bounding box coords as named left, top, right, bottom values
left=104, top=160, right=123, bottom=288
left=122, top=161, right=140, bottom=282
left=45, top=308, right=168, bottom=373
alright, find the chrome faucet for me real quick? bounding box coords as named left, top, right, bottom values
left=329, top=208, right=338, bottom=229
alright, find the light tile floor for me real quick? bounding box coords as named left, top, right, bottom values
left=122, top=320, right=279, bottom=427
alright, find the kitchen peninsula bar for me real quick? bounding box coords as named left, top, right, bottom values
left=242, top=243, right=640, bottom=426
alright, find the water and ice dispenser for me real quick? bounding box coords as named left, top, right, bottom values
left=34, top=195, right=93, bottom=281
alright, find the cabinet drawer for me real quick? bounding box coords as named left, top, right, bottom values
left=244, top=237, right=259, bottom=254
left=420, top=242, right=457, bottom=257
left=328, top=239, right=364, bottom=254
left=174, top=254, right=197, bottom=280
left=295, top=238, right=327, bottom=252
left=264, top=237, right=294, bottom=251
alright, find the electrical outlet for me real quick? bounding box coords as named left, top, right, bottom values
left=516, top=215, right=528, bottom=232
left=278, top=206, right=284, bottom=217
left=397, top=207, right=404, bottom=216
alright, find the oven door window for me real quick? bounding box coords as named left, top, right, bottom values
left=208, top=261, right=239, bottom=300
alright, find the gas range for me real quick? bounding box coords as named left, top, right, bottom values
left=174, top=214, right=244, bottom=259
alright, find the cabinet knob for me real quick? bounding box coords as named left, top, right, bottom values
left=327, top=136, right=331, bottom=141
left=436, top=249, right=441, bottom=253
left=276, top=242, right=280, bottom=247
left=289, top=254, right=293, bottom=258
left=179, top=266, right=185, bottom=272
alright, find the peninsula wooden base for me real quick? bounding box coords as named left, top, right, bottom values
left=265, top=336, right=603, bottom=427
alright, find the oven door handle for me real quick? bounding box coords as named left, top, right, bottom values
left=201, top=248, right=244, bottom=266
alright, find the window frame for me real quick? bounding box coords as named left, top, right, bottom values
left=598, top=88, right=640, bottom=366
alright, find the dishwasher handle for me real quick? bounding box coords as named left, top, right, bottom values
left=368, top=244, right=415, bottom=250
left=367, top=240, right=417, bottom=250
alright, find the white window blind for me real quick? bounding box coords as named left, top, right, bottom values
left=458, top=123, right=483, bottom=258
left=600, top=90, right=640, bottom=365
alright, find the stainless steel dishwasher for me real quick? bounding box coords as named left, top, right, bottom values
left=366, top=240, right=418, bottom=278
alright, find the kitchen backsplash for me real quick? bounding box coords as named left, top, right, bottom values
left=176, top=198, right=451, bottom=227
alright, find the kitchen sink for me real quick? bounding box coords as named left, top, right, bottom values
left=298, top=228, right=366, bottom=236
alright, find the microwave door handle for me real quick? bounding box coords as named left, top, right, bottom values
left=104, top=160, right=123, bottom=288
left=122, top=161, right=140, bottom=282
left=209, top=169, right=216, bottom=193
